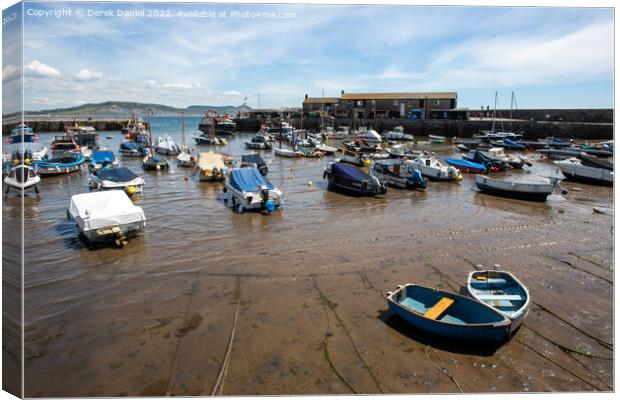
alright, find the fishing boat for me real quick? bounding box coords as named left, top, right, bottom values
left=467, top=270, right=531, bottom=334
left=245, top=135, right=273, bottom=150
left=155, top=135, right=181, bottom=156
left=196, top=152, right=228, bottom=182
left=3, top=124, right=50, bottom=161
left=428, top=134, right=447, bottom=144
left=3, top=164, right=40, bottom=194
left=370, top=159, right=427, bottom=189
left=324, top=161, right=387, bottom=196
left=274, top=148, right=302, bottom=158
left=88, top=149, right=118, bottom=172
left=66, top=124, right=99, bottom=160
left=31, top=152, right=85, bottom=176
left=554, top=158, right=613, bottom=186
left=241, top=153, right=268, bottom=176
left=198, top=112, right=236, bottom=135
left=67, top=190, right=146, bottom=247
left=386, top=284, right=511, bottom=341
left=119, top=141, right=146, bottom=157
left=578, top=153, right=613, bottom=170
left=50, top=134, right=80, bottom=154
left=406, top=154, right=462, bottom=181
left=475, top=174, right=558, bottom=202
left=445, top=158, right=487, bottom=174
left=88, top=167, right=145, bottom=195
left=383, top=126, right=413, bottom=141
left=223, top=167, right=283, bottom=213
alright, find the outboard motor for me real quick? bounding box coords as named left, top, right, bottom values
left=259, top=184, right=276, bottom=213
left=412, top=169, right=427, bottom=189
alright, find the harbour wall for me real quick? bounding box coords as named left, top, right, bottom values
left=236, top=117, right=613, bottom=140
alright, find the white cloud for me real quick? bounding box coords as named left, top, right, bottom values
left=162, top=83, right=194, bottom=90
left=2, top=65, right=20, bottom=82
left=224, top=90, right=242, bottom=96
left=75, top=69, right=103, bottom=81
left=24, top=60, right=61, bottom=78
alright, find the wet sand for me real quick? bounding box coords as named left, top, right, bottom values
left=3, top=131, right=613, bottom=395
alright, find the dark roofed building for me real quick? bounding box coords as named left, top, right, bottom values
left=302, top=95, right=340, bottom=114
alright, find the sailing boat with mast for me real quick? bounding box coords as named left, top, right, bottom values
left=142, top=110, right=170, bottom=171
left=177, top=112, right=196, bottom=167
left=473, top=91, right=523, bottom=142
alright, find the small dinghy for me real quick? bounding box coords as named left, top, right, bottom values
left=554, top=158, right=613, bottom=186
left=315, top=144, right=337, bottom=155
left=88, top=167, right=145, bottom=195
left=406, top=154, right=462, bottom=181
left=223, top=167, right=283, bottom=213
left=578, top=152, right=613, bottom=170
left=177, top=150, right=196, bottom=168
left=142, top=149, right=169, bottom=171
left=67, top=190, right=146, bottom=247
left=88, top=149, right=118, bottom=172
left=467, top=270, right=531, bottom=334
left=197, top=152, right=228, bottom=182
left=155, top=135, right=181, bottom=155
left=490, top=138, right=525, bottom=151
left=274, top=147, right=302, bottom=158
left=31, top=152, right=85, bottom=176
left=296, top=146, right=323, bottom=158
left=194, top=134, right=227, bottom=146
left=119, top=141, right=145, bottom=157
left=241, top=153, right=268, bottom=176
left=4, top=164, right=40, bottom=194
left=386, top=284, right=511, bottom=341
left=324, top=161, right=387, bottom=196
left=428, top=134, right=447, bottom=144
left=475, top=174, right=558, bottom=202
left=383, top=126, right=413, bottom=141
left=445, top=158, right=487, bottom=174
left=370, top=159, right=427, bottom=189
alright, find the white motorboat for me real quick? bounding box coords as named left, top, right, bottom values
left=245, top=135, right=273, bottom=150
left=3, top=164, right=40, bottom=194
left=223, top=167, right=283, bottom=213
left=315, top=144, right=337, bottom=155
left=370, top=159, right=427, bottom=189
left=475, top=174, right=558, bottom=202
left=486, top=147, right=528, bottom=169
left=67, top=190, right=146, bottom=246
left=176, top=113, right=196, bottom=167
left=155, top=135, right=181, bottom=155
left=405, top=154, right=462, bottom=181
left=383, top=126, right=413, bottom=141
left=355, top=129, right=383, bottom=146
left=274, top=148, right=302, bottom=158
left=88, top=166, right=145, bottom=195
left=554, top=158, right=613, bottom=186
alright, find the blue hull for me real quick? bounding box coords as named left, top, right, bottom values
left=387, top=285, right=511, bottom=342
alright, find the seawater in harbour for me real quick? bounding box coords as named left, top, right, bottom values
left=2, top=117, right=613, bottom=395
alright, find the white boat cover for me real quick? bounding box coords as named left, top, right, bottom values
left=198, top=152, right=226, bottom=170
left=69, top=190, right=146, bottom=232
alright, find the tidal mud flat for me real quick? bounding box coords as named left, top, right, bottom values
left=4, top=132, right=613, bottom=396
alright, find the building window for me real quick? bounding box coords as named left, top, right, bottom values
left=434, top=100, right=441, bottom=105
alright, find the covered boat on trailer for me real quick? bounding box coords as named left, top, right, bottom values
left=223, top=167, right=283, bottom=213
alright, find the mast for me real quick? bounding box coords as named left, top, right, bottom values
left=180, top=111, right=186, bottom=148
left=491, top=91, right=497, bottom=134
left=147, top=108, right=154, bottom=154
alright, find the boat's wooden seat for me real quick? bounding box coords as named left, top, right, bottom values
left=424, top=297, right=454, bottom=320
left=477, top=294, right=523, bottom=301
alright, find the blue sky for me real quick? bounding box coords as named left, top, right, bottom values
left=2, top=1, right=614, bottom=112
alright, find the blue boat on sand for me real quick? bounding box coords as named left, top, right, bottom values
left=386, top=284, right=511, bottom=341
left=444, top=158, right=487, bottom=174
